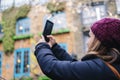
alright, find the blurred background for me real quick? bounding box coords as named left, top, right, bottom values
left=0, top=0, right=119, bottom=79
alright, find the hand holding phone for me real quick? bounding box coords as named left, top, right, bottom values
left=42, top=20, right=54, bottom=42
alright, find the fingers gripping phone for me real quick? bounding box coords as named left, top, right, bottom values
left=43, top=20, right=54, bottom=42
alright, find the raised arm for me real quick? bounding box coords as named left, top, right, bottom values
left=34, top=43, right=107, bottom=80
left=47, top=35, right=77, bottom=61
left=50, top=43, right=76, bottom=61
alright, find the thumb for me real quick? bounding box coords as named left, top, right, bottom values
left=41, top=35, right=45, bottom=40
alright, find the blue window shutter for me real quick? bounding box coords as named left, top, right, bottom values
left=14, top=49, right=22, bottom=78
left=21, top=49, right=24, bottom=77
left=22, top=48, right=30, bottom=76
left=0, top=51, right=2, bottom=75
left=59, top=43, right=67, bottom=51
left=0, top=24, right=3, bottom=38
left=14, top=48, right=30, bottom=78
left=0, top=24, right=3, bottom=34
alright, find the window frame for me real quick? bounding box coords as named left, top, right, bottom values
left=16, top=18, right=30, bottom=35
left=0, top=24, right=3, bottom=34
left=0, top=24, right=4, bottom=39
left=0, top=51, right=2, bottom=75
left=115, top=0, right=120, bottom=14
left=14, top=48, right=30, bottom=78
left=81, top=2, right=107, bottom=27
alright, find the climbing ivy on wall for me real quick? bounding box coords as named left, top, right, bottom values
left=2, top=5, right=30, bottom=55
left=47, top=2, right=65, bottom=13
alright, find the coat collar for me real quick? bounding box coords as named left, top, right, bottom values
left=81, top=54, right=99, bottom=61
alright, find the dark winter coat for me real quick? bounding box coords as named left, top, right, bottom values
left=34, top=42, right=120, bottom=80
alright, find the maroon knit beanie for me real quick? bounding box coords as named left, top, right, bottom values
left=91, top=18, right=120, bottom=49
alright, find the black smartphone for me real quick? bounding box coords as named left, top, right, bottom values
left=43, top=20, right=54, bottom=42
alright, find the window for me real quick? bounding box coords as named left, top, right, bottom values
left=0, top=24, right=3, bottom=39
left=0, top=24, right=3, bottom=35
left=14, top=0, right=29, bottom=7
left=14, top=48, right=30, bottom=78
left=0, top=0, right=51, bottom=11
left=39, top=0, right=49, bottom=5
left=0, top=24, right=3, bottom=34
left=43, top=12, right=67, bottom=31
left=83, top=31, right=89, bottom=53
left=81, top=2, right=107, bottom=53
left=16, top=18, right=30, bottom=35
left=115, top=0, right=120, bottom=14
left=0, top=0, right=13, bottom=11
left=0, top=51, right=2, bottom=75
left=59, top=43, right=67, bottom=51
left=0, top=0, right=29, bottom=10
left=81, top=1, right=107, bottom=27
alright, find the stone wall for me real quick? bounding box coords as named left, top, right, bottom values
left=14, top=39, right=31, bottom=49
left=0, top=43, right=3, bottom=51
left=53, top=33, right=74, bottom=53
left=2, top=54, right=14, bottom=79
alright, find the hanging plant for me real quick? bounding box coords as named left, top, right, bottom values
left=47, top=2, right=65, bottom=13
left=2, top=5, right=31, bottom=55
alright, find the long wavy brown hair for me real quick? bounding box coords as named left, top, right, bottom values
left=87, top=36, right=120, bottom=64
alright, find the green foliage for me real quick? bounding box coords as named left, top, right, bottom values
left=11, top=77, right=33, bottom=80
left=47, top=2, right=65, bottom=13
left=2, top=5, right=31, bottom=54
left=52, top=28, right=70, bottom=35
left=16, top=5, right=30, bottom=19
left=39, top=28, right=70, bottom=36
left=19, top=77, right=33, bottom=80
left=38, top=76, right=51, bottom=80
left=0, top=38, right=2, bottom=42
left=13, top=34, right=33, bottom=40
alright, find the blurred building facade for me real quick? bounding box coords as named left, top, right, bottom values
left=0, top=0, right=120, bottom=79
